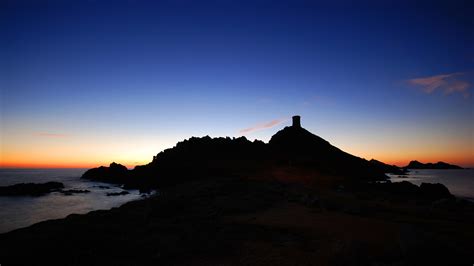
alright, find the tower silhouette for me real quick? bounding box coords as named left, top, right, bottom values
left=292, top=115, right=301, bottom=128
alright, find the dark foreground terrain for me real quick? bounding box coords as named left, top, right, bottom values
left=1, top=172, right=473, bottom=266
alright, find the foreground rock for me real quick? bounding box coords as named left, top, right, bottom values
left=0, top=182, right=64, bottom=196
left=367, top=181, right=454, bottom=201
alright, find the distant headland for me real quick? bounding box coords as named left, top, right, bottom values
left=404, top=160, right=463, bottom=169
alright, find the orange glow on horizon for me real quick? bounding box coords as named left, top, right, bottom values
left=2, top=129, right=472, bottom=169
left=0, top=162, right=142, bottom=170
left=0, top=158, right=147, bottom=170
left=1, top=155, right=473, bottom=169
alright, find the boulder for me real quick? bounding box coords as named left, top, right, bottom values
left=419, top=183, right=453, bottom=200
left=370, top=181, right=454, bottom=201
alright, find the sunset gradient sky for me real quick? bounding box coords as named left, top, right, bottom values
left=1, top=0, right=473, bottom=168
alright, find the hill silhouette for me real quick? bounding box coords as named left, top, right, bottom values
left=268, top=121, right=387, bottom=180
left=405, top=160, right=463, bottom=169
left=82, top=116, right=391, bottom=188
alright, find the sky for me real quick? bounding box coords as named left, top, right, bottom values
left=1, top=0, right=473, bottom=168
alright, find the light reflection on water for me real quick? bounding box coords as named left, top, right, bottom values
left=0, top=169, right=149, bottom=233
left=388, top=169, right=474, bottom=201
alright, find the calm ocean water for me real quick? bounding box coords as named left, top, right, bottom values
left=0, top=168, right=147, bottom=233
left=388, top=169, right=474, bottom=201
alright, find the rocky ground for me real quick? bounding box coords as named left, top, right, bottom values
left=1, top=172, right=473, bottom=266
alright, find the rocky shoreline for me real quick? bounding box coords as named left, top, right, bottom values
left=1, top=174, right=473, bottom=265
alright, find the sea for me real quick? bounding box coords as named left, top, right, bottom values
left=388, top=169, right=474, bottom=201
left=0, top=168, right=148, bottom=234
left=0, top=168, right=473, bottom=234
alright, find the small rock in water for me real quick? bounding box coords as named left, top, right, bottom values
left=0, top=182, right=64, bottom=196
left=94, top=185, right=110, bottom=189
left=60, top=189, right=91, bottom=195
left=106, top=191, right=130, bottom=196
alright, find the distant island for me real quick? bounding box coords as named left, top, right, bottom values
left=405, top=160, right=463, bottom=169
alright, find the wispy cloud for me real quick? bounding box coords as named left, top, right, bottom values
left=239, top=118, right=289, bottom=134
left=34, top=132, right=68, bottom=138
left=407, top=72, right=471, bottom=98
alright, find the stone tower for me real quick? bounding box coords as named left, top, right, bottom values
left=292, top=115, right=301, bottom=128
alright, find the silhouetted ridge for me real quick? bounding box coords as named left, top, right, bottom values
left=269, top=125, right=334, bottom=155
left=82, top=116, right=388, bottom=187
left=269, top=123, right=385, bottom=180
left=405, top=160, right=462, bottom=169
left=131, top=136, right=267, bottom=187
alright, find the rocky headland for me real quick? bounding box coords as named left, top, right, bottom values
left=404, top=160, right=463, bottom=169
left=1, top=116, right=472, bottom=265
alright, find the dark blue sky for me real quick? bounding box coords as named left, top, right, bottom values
left=1, top=0, right=473, bottom=167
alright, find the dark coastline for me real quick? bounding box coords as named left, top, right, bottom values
left=1, top=119, right=473, bottom=265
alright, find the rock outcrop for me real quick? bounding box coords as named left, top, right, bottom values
left=369, top=181, right=454, bottom=201
left=0, top=182, right=64, bottom=196
left=82, top=162, right=129, bottom=184
left=60, top=189, right=91, bottom=195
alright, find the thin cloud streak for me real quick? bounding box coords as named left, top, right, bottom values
left=239, top=118, right=289, bottom=134
left=34, top=132, right=68, bottom=138
left=407, top=72, right=471, bottom=98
